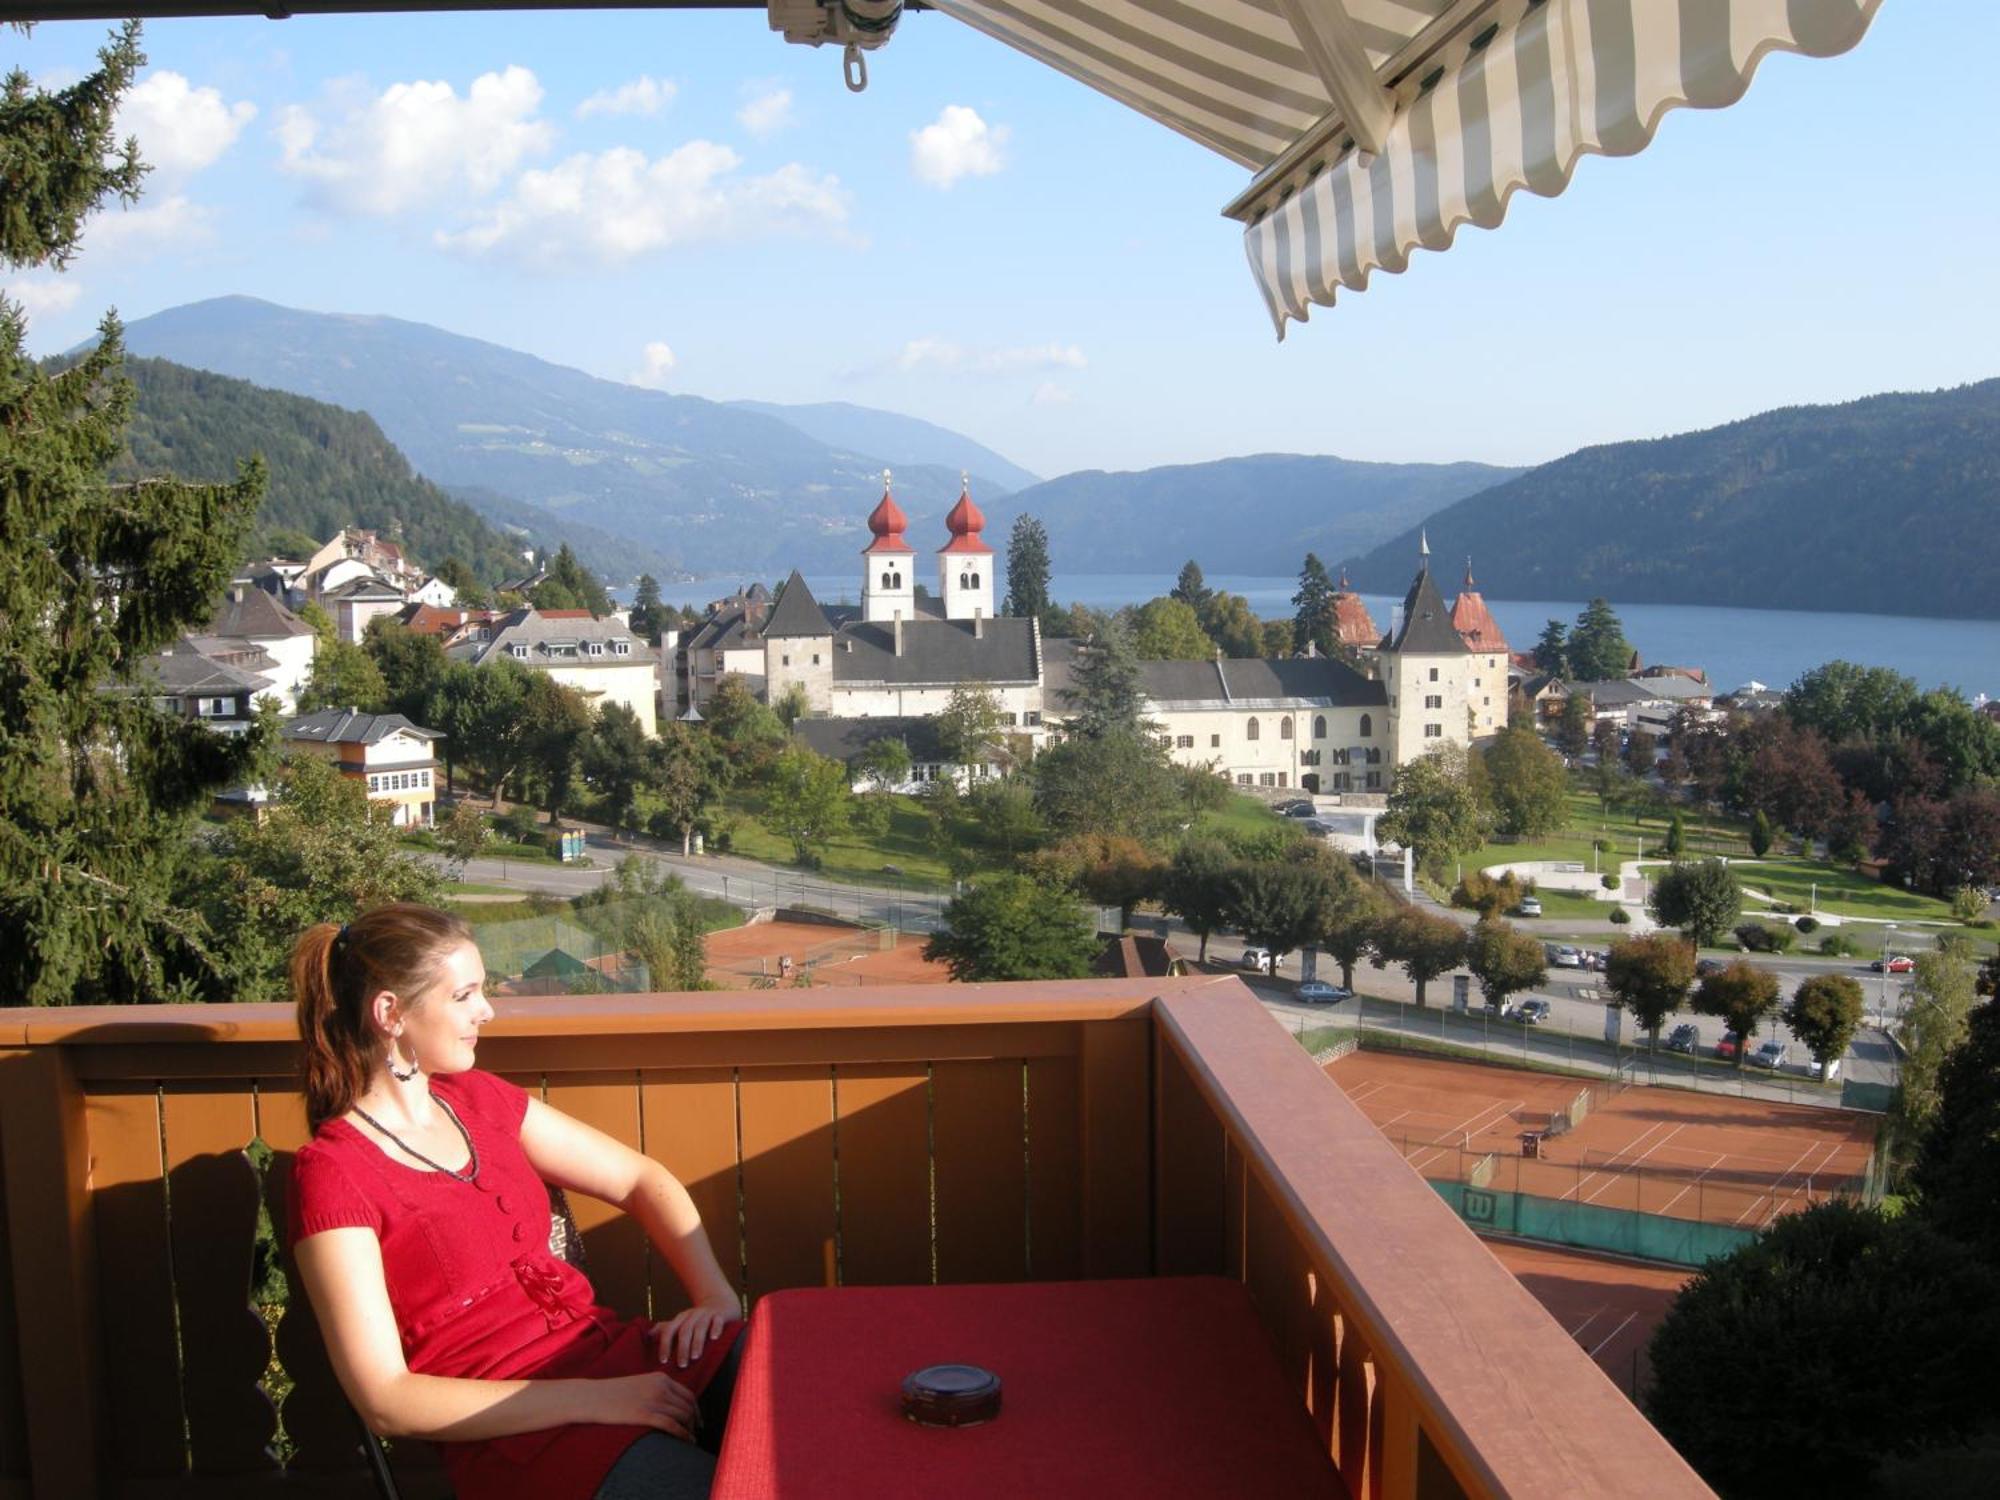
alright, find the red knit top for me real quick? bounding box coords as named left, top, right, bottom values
left=288, top=1070, right=714, bottom=1500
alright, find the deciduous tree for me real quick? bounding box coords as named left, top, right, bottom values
left=581, top=702, right=650, bottom=829
left=1377, top=744, right=1489, bottom=880
left=1131, top=596, right=1214, bottom=661
left=1026, top=834, right=1164, bottom=930
left=762, top=746, right=850, bottom=865
left=1555, top=693, right=1591, bottom=758
left=1160, top=838, right=1234, bottom=962
left=1031, top=731, right=1178, bottom=842
left=936, top=684, right=1010, bottom=768
left=1784, top=973, right=1864, bottom=1079
left=1465, top=918, right=1546, bottom=1013
left=1889, top=949, right=1977, bottom=1157
left=1224, top=860, right=1337, bottom=975
left=1481, top=726, right=1569, bottom=838
left=1648, top=858, right=1742, bottom=948
left=521, top=673, right=594, bottom=824
left=1691, top=960, right=1780, bottom=1065
left=1320, top=875, right=1391, bottom=991
left=645, top=723, right=726, bottom=855
left=1371, top=906, right=1466, bottom=1008
left=924, top=875, right=1096, bottom=982
left=299, top=637, right=389, bottom=715
left=1198, top=590, right=1263, bottom=658
left=1909, top=994, right=2000, bottom=1268
left=855, top=736, right=911, bottom=793
left=363, top=618, right=448, bottom=725
left=1605, top=933, right=1696, bottom=1043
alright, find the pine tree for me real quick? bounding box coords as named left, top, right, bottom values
left=1059, top=619, right=1147, bottom=740
left=629, top=573, right=665, bottom=643
left=1568, top=598, right=1634, bottom=682
left=1291, top=553, right=1336, bottom=656
left=1171, top=560, right=1213, bottom=613
left=1003, top=514, right=1051, bottom=619
left=1, top=24, right=272, bottom=1004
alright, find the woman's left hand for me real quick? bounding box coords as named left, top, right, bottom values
left=652, top=1295, right=738, bottom=1370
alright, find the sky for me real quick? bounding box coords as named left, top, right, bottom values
left=7, top=4, right=1998, bottom=482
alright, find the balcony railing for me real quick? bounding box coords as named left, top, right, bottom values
left=0, top=977, right=1711, bottom=1497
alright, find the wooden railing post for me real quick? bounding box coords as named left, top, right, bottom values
left=0, top=1048, right=104, bottom=1496
left=1079, top=1020, right=1150, bottom=1276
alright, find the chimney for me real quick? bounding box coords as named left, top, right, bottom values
left=894, top=616, right=904, bottom=657
left=974, top=613, right=984, bottom=639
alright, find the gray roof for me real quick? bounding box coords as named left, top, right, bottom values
left=1387, top=566, right=1470, bottom=655
left=321, top=575, right=405, bottom=602
left=138, top=646, right=272, bottom=696
left=688, top=606, right=764, bottom=654
left=792, top=715, right=949, bottom=764
left=208, top=586, right=313, bottom=640
left=1135, top=657, right=1386, bottom=709
left=469, top=608, right=657, bottom=667
left=830, top=616, right=1037, bottom=686
left=763, top=572, right=832, bottom=638
left=283, top=708, right=440, bottom=745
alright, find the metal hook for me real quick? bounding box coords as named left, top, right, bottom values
left=844, top=40, right=868, bottom=92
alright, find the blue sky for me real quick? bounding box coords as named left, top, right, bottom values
left=7, top=5, right=1997, bottom=480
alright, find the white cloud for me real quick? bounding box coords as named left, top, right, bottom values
left=893, top=338, right=1086, bottom=376
left=118, top=71, right=256, bottom=175
left=577, top=75, right=675, bottom=120
left=737, top=86, right=794, bottom=138
left=629, top=341, right=677, bottom=389
left=1030, top=381, right=1074, bottom=406
left=277, top=66, right=553, bottom=215
left=437, top=143, right=851, bottom=266
left=910, top=105, right=1007, bottom=189
left=2, top=277, right=83, bottom=319
left=82, top=195, right=215, bottom=258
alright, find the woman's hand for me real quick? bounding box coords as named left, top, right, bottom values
left=652, top=1294, right=738, bottom=1371
left=588, top=1371, right=700, bottom=1439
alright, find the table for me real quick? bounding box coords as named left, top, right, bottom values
left=711, top=1277, right=1343, bottom=1498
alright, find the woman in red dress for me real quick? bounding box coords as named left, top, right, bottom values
left=288, top=903, right=740, bottom=1499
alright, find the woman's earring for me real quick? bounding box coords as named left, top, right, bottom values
left=388, top=1048, right=422, bottom=1083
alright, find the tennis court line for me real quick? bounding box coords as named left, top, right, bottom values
left=1732, top=1135, right=1835, bottom=1227
left=1569, top=1121, right=1687, bottom=1205
left=1653, top=1151, right=1728, bottom=1217
left=1587, top=1312, right=1639, bottom=1360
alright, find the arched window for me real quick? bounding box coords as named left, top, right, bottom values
left=960, top=572, right=970, bottom=590
left=1280, top=716, right=1294, bottom=740
left=1314, top=715, right=1327, bottom=739
left=971, top=571, right=980, bottom=588
left=1360, top=713, right=1373, bottom=738
left=1247, top=717, right=1260, bottom=742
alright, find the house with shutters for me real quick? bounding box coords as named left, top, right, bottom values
left=456, top=607, right=660, bottom=737
left=281, top=707, right=443, bottom=828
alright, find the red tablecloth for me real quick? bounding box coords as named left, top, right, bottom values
left=711, top=1277, right=1342, bottom=1498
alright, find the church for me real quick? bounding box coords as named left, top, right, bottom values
left=683, top=478, right=1506, bottom=795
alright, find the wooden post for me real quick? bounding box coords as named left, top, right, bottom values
left=0, top=1049, right=103, bottom=1495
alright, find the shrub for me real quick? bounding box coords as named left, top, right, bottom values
left=494, top=805, right=540, bottom=842
left=1770, top=901, right=1800, bottom=915
left=1735, top=922, right=1795, bottom=954
left=1950, top=885, right=1987, bottom=923
left=1601, top=873, right=1619, bottom=890
left=1593, top=837, right=1613, bottom=854
left=1819, top=932, right=1862, bottom=958
left=1795, top=915, right=1819, bottom=934
left=1451, top=869, right=1527, bottom=918
left=1609, top=906, right=1632, bottom=925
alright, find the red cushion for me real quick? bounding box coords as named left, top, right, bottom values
left=713, top=1278, right=1340, bottom=1499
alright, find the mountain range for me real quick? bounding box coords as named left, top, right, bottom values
left=110, top=297, right=1999, bottom=619
left=1345, top=380, right=2000, bottom=620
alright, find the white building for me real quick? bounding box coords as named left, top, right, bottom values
left=282, top=708, right=443, bottom=829
left=201, top=584, right=317, bottom=714
left=458, top=607, right=660, bottom=737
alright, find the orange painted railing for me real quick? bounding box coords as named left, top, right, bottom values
left=0, top=977, right=1711, bottom=1498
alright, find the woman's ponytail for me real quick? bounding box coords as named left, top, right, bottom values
left=290, top=905, right=474, bottom=1133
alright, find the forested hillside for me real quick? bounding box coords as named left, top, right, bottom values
left=1348, top=380, right=2000, bottom=619
left=111, top=357, right=535, bottom=583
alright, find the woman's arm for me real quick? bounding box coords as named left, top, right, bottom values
left=520, top=1098, right=739, bottom=1361
left=295, top=1226, right=700, bottom=1441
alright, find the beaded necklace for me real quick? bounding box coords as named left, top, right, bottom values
left=352, top=1094, right=480, bottom=1183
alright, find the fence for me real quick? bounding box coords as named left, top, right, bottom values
left=1302, top=993, right=1884, bottom=1112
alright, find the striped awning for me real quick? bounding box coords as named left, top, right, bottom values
left=931, top=0, right=1883, bottom=336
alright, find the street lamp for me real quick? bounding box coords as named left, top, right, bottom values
left=1880, top=926, right=1897, bottom=1025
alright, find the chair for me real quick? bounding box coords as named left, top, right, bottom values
left=354, top=1184, right=590, bottom=1500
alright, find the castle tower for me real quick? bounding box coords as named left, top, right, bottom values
left=861, top=470, right=914, bottom=623
left=1381, top=533, right=1477, bottom=767
left=937, top=474, right=994, bottom=621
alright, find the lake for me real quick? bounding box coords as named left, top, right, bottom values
left=643, top=573, right=2000, bottom=698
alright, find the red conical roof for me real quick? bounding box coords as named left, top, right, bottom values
left=939, top=477, right=992, bottom=555
left=1451, top=557, right=1508, bottom=653
left=863, top=474, right=912, bottom=554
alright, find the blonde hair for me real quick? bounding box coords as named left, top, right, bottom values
left=291, top=904, right=474, bottom=1131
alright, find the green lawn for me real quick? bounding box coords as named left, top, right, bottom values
left=1466, top=786, right=1956, bottom=926
left=703, top=788, right=992, bottom=891
left=1189, top=790, right=1291, bottom=842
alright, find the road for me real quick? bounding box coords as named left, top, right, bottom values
left=447, top=831, right=1896, bottom=1101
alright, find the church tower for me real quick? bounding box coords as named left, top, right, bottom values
left=861, top=471, right=915, bottom=623
left=937, top=475, right=994, bottom=621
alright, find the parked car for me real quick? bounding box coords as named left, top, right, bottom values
left=1508, top=999, right=1552, bottom=1025
left=1665, top=1023, right=1700, bottom=1055
left=1516, top=896, right=1543, bottom=917
left=1872, top=954, right=1915, bottom=974
left=1294, top=980, right=1353, bottom=1006
left=1584, top=950, right=1609, bottom=972
left=1748, top=1039, right=1789, bottom=1071
left=1695, top=958, right=1728, bottom=978
left=1279, top=801, right=1316, bottom=818
left=1549, top=945, right=1583, bottom=968
left=1240, top=947, right=1290, bottom=972
left=1714, top=1031, right=1744, bottom=1062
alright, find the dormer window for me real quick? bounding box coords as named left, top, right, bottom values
left=587, top=642, right=604, bottom=657
left=509, top=644, right=528, bottom=658
left=612, top=641, right=630, bottom=656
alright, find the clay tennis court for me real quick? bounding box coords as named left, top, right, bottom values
left=704, top=919, right=951, bottom=987
left=1326, top=1050, right=1876, bottom=1229
left=1484, top=1240, right=1688, bottom=1399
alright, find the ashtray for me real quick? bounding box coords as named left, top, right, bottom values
left=901, top=1363, right=1002, bottom=1426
